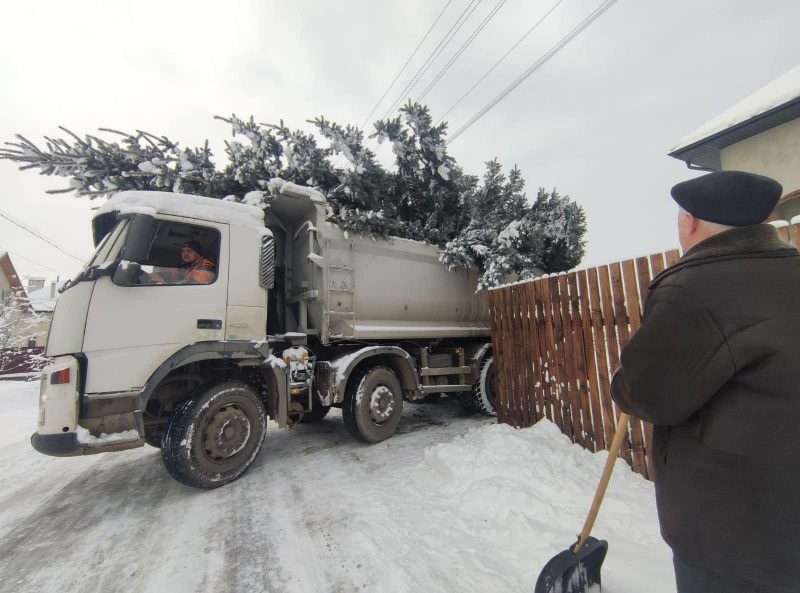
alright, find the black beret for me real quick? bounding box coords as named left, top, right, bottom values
left=671, top=170, right=782, bottom=226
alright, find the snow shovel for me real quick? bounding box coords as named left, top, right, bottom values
left=534, top=412, right=631, bottom=593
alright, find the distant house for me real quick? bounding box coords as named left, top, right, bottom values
left=1, top=253, right=64, bottom=375
left=25, top=279, right=65, bottom=347
left=669, top=65, right=800, bottom=227
left=1, top=251, right=25, bottom=305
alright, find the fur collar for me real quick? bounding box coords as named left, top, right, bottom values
left=650, top=224, right=798, bottom=288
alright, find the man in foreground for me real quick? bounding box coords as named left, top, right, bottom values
left=610, top=170, right=800, bottom=593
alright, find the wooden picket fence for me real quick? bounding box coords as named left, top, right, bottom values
left=487, top=249, right=681, bottom=480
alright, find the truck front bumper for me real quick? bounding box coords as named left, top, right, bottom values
left=33, top=356, right=144, bottom=457
left=31, top=432, right=82, bottom=456
left=31, top=430, right=144, bottom=456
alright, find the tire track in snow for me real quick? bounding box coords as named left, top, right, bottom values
left=0, top=448, right=169, bottom=592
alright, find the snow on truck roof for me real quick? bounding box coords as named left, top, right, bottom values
left=266, top=178, right=327, bottom=205
left=95, top=191, right=268, bottom=228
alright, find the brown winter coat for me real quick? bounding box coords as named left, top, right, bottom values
left=611, top=224, right=800, bottom=592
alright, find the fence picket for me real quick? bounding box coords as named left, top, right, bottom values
left=557, top=274, right=584, bottom=447
left=487, top=290, right=505, bottom=423
left=511, top=284, right=532, bottom=427
left=576, top=270, right=603, bottom=452
left=666, top=249, right=681, bottom=266
left=550, top=276, right=576, bottom=441
left=526, top=282, right=546, bottom=421
left=534, top=281, right=556, bottom=425
left=597, top=264, right=629, bottom=463
left=568, top=272, right=594, bottom=450
left=608, top=262, right=635, bottom=465
left=622, top=259, right=649, bottom=478
left=540, top=277, right=565, bottom=432
left=501, top=286, right=517, bottom=426
left=587, top=267, right=615, bottom=451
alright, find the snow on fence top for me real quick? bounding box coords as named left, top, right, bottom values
left=671, top=64, right=800, bottom=152
left=96, top=191, right=267, bottom=228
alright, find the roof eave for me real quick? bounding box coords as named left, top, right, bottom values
left=669, top=97, right=800, bottom=170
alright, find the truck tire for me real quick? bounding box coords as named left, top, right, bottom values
left=299, top=402, right=332, bottom=423
left=161, top=381, right=267, bottom=489
left=343, top=365, right=403, bottom=443
left=471, top=357, right=497, bottom=417
left=144, top=431, right=163, bottom=449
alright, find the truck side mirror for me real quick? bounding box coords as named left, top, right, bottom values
left=260, top=235, right=276, bottom=289
left=122, top=214, right=156, bottom=262
left=112, top=261, right=143, bottom=286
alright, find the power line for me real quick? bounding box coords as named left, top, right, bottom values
left=4, top=251, right=61, bottom=274
left=360, top=0, right=455, bottom=129
left=417, top=0, right=508, bottom=103
left=437, top=0, right=564, bottom=123
left=341, top=0, right=480, bottom=171
left=0, top=209, right=85, bottom=262
left=447, top=0, right=619, bottom=144
left=333, top=0, right=455, bottom=171
left=0, top=248, right=66, bottom=275
left=380, top=0, right=484, bottom=122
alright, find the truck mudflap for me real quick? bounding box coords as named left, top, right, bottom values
left=30, top=431, right=144, bottom=456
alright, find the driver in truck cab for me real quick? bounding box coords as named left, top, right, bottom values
left=181, top=240, right=215, bottom=284
left=149, top=240, right=216, bottom=285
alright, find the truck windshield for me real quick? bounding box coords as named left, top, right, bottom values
left=62, top=219, right=129, bottom=291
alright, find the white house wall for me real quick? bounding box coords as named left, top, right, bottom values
left=720, top=118, right=800, bottom=196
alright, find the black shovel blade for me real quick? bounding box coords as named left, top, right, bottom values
left=534, top=537, right=608, bottom=593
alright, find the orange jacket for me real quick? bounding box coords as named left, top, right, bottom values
left=186, top=258, right=215, bottom=284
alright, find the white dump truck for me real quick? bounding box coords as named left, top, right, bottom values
left=32, top=181, right=496, bottom=487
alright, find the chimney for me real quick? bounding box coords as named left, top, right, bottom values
left=50, top=281, right=57, bottom=299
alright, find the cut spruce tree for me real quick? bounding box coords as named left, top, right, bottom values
left=0, top=102, right=586, bottom=286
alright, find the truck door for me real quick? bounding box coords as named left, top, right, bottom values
left=82, top=216, right=229, bottom=394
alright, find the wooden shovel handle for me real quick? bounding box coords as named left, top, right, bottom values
left=573, top=412, right=631, bottom=553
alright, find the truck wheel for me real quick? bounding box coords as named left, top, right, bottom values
left=471, top=357, right=497, bottom=417
left=299, top=402, right=331, bottom=423
left=144, top=431, right=163, bottom=449
left=161, top=381, right=267, bottom=489
left=458, top=390, right=477, bottom=413
left=343, top=365, right=403, bottom=443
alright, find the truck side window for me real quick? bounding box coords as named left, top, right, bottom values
left=115, top=221, right=220, bottom=287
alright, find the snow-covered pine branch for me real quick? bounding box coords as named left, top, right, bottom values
left=439, top=160, right=586, bottom=289
left=1, top=103, right=586, bottom=286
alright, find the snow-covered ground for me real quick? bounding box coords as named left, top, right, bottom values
left=0, top=380, right=675, bottom=593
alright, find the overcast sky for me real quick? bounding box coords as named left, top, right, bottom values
left=1, top=0, right=799, bottom=283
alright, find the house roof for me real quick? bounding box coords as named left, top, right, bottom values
left=0, top=253, right=25, bottom=293
left=669, top=65, right=800, bottom=170
left=26, top=281, right=66, bottom=312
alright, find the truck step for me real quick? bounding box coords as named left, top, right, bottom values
left=421, top=385, right=471, bottom=394
left=420, top=366, right=472, bottom=376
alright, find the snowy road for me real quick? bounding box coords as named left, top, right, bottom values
left=0, top=380, right=675, bottom=593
